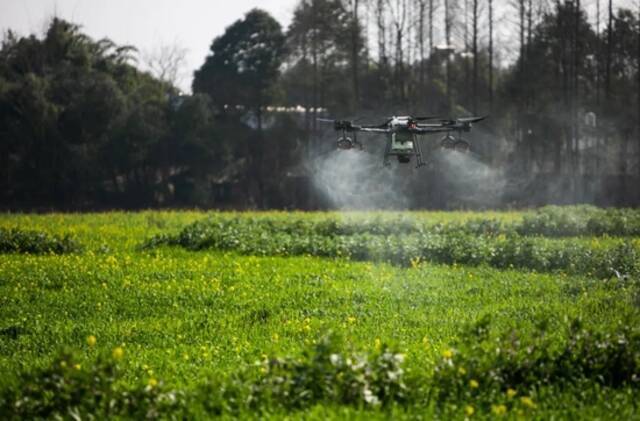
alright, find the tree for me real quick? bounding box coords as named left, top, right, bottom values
left=193, top=9, right=286, bottom=130
left=287, top=0, right=358, bottom=117
left=488, top=0, right=493, bottom=111
left=143, top=42, right=188, bottom=89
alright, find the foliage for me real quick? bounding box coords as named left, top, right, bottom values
left=245, top=335, right=407, bottom=410
left=141, top=208, right=640, bottom=277
left=0, top=18, right=220, bottom=208
left=5, top=2, right=640, bottom=209
left=432, top=315, right=640, bottom=412
left=3, top=318, right=640, bottom=418
left=1, top=210, right=640, bottom=418
left=0, top=227, right=81, bottom=254
left=517, top=205, right=640, bottom=237
left=193, top=9, right=286, bottom=119
left=0, top=352, right=186, bottom=420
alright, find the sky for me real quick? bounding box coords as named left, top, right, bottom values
left=0, top=0, right=299, bottom=92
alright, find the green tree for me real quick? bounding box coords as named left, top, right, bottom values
left=193, top=9, right=286, bottom=129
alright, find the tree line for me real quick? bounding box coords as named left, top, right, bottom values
left=1, top=1, right=639, bottom=209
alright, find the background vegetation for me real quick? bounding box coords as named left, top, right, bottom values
left=2, top=1, right=640, bottom=210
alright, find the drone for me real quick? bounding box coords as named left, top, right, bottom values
left=318, top=115, right=486, bottom=167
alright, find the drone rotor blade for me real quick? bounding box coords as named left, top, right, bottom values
left=413, top=115, right=444, bottom=121
left=457, top=116, right=487, bottom=124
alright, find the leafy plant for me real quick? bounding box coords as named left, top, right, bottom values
left=0, top=227, right=81, bottom=254
left=0, top=352, right=185, bottom=419
left=245, top=335, right=407, bottom=410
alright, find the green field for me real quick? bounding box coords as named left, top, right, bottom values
left=1, top=208, right=640, bottom=419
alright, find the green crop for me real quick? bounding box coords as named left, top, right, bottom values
left=1, top=209, right=639, bottom=419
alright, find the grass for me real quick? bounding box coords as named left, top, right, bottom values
left=0, top=209, right=639, bottom=418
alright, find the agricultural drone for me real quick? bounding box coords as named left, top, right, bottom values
left=318, top=115, right=486, bottom=167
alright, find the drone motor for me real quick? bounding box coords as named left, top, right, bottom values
left=337, top=136, right=354, bottom=150
left=454, top=139, right=470, bottom=152
left=440, top=134, right=457, bottom=149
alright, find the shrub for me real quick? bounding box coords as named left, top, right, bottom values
left=140, top=216, right=640, bottom=277
left=0, top=227, right=81, bottom=254
left=517, top=206, right=640, bottom=237
left=432, top=316, right=640, bottom=412
left=0, top=352, right=185, bottom=419
left=245, top=335, right=407, bottom=410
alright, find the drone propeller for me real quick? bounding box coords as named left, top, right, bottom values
left=457, top=116, right=487, bottom=124
left=412, top=115, right=443, bottom=121
left=370, top=117, right=393, bottom=128
left=429, top=119, right=457, bottom=125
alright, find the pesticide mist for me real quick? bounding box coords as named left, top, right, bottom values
left=309, top=148, right=412, bottom=209
left=308, top=129, right=506, bottom=209
left=433, top=149, right=506, bottom=208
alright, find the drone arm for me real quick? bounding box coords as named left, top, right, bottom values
left=357, top=127, right=391, bottom=134
left=410, top=127, right=453, bottom=135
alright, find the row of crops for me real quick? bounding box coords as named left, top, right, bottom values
left=3, top=206, right=640, bottom=277
left=148, top=205, right=640, bottom=239
left=3, top=315, right=639, bottom=418
left=140, top=206, right=640, bottom=277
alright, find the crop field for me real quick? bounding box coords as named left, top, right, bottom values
left=1, top=207, right=640, bottom=419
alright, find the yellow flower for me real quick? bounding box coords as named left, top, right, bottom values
left=410, top=256, right=421, bottom=268
left=465, top=405, right=475, bottom=416
left=458, top=367, right=467, bottom=375
left=469, top=379, right=479, bottom=389
left=374, top=338, right=382, bottom=351
left=86, top=335, right=97, bottom=347
left=491, top=404, right=507, bottom=415
left=441, top=349, right=453, bottom=359
left=112, top=346, right=124, bottom=360
left=148, top=377, right=158, bottom=388
left=74, top=364, right=82, bottom=370
left=520, top=396, right=536, bottom=409
left=506, top=388, right=517, bottom=398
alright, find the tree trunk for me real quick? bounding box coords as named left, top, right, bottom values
left=377, top=0, right=386, bottom=64
left=445, top=0, right=452, bottom=111
left=519, top=0, right=525, bottom=76
left=350, top=0, right=360, bottom=110
left=418, top=0, right=426, bottom=91
left=596, top=0, right=601, bottom=108
left=573, top=0, right=581, bottom=201
left=428, top=0, right=434, bottom=54
left=488, top=0, right=493, bottom=112
left=605, top=0, right=612, bottom=101
left=312, top=0, right=318, bottom=132
left=472, top=0, right=478, bottom=114
left=637, top=3, right=640, bottom=158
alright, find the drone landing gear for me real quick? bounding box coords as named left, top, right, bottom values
left=383, top=138, right=392, bottom=167
left=413, top=137, right=426, bottom=168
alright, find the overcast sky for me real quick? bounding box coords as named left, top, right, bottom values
left=0, top=0, right=298, bottom=92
